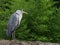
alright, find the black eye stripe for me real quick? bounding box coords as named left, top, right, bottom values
left=16, top=13, right=20, bottom=15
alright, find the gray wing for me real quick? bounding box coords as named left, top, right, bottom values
left=6, top=13, right=19, bottom=36
left=8, top=13, right=19, bottom=30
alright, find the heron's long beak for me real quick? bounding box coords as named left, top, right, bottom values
left=23, top=11, right=28, bottom=14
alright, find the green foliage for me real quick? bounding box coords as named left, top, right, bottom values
left=0, top=0, right=60, bottom=43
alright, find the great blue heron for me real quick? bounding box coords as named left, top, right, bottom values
left=6, top=10, right=28, bottom=39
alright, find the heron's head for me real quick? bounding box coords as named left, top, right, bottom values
left=16, top=10, right=28, bottom=15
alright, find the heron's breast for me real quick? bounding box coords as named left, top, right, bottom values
left=18, top=15, right=22, bottom=21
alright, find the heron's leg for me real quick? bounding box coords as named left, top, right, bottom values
left=12, top=31, right=16, bottom=40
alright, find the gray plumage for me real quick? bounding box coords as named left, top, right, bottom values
left=6, top=10, right=28, bottom=39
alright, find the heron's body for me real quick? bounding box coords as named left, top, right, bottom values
left=6, top=10, right=28, bottom=39
left=7, top=13, right=22, bottom=35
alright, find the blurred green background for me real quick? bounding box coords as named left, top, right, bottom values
left=0, top=0, right=60, bottom=43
